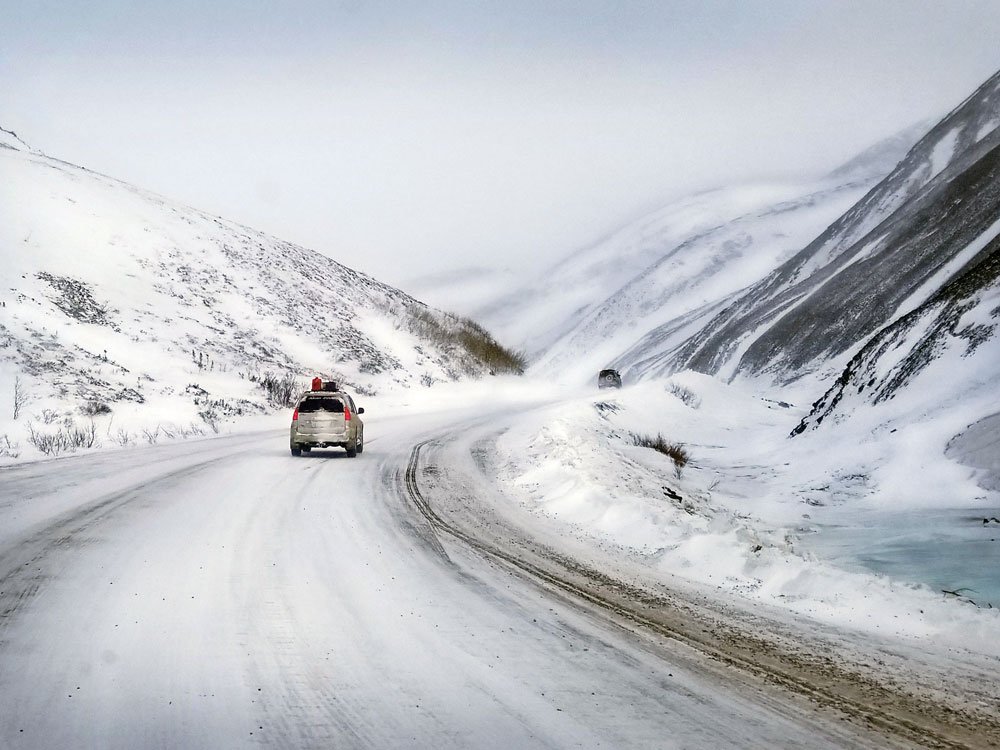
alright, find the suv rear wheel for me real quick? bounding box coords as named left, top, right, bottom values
left=290, top=446, right=302, bottom=457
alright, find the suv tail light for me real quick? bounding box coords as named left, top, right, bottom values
left=344, top=405, right=351, bottom=421
left=292, top=408, right=299, bottom=421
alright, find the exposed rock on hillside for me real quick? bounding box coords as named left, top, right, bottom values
left=658, top=71, right=1000, bottom=384
left=793, top=232, right=1000, bottom=433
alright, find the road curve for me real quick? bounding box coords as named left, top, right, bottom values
left=0, top=410, right=963, bottom=749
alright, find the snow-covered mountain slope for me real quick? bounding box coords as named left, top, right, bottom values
left=528, top=181, right=873, bottom=383
left=604, top=70, right=1000, bottom=515
left=481, top=182, right=874, bottom=380
left=462, top=120, right=925, bottom=386
left=0, top=126, right=33, bottom=153
left=643, top=70, right=1000, bottom=385
left=0, top=134, right=515, bottom=447
left=403, top=266, right=520, bottom=324
left=793, top=230, right=1000, bottom=435
left=824, top=118, right=936, bottom=185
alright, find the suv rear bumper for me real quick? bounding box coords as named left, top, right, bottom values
left=290, top=426, right=352, bottom=447
left=294, top=439, right=349, bottom=448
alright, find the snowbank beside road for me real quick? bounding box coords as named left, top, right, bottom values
left=489, top=374, right=1000, bottom=653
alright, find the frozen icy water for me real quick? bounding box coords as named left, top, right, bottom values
left=803, top=508, right=1000, bottom=608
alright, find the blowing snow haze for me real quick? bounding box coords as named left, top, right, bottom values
left=5, top=7, right=1000, bottom=748
left=3, top=2, right=1000, bottom=285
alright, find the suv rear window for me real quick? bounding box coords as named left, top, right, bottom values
left=298, top=397, right=344, bottom=413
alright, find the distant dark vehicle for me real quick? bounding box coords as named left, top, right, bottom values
left=597, top=369, right=622, bottom=389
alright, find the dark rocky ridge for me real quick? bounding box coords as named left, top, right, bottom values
left=644, top=70, right=1000, bottom=384
left=793, top=230, right=1000, bottom=433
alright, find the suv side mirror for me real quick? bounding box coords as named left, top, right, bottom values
left=357, top=407, right=365, bottom=415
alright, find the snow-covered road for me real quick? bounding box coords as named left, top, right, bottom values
left=0, top=407, right=983, bottom=748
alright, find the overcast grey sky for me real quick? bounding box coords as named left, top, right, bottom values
left=3, top=1, right=999, bottom=286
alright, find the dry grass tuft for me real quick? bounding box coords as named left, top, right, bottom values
left=409, top=307, right=526, bottom=375
left=633, top=433, right=689, bottom=477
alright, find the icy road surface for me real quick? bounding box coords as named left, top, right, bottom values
left=0, top=408, right=977, bottom=748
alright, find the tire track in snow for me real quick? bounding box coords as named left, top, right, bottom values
left=401, top=437, right=999, bottom=750
left=234, top=456, right=397, bottom=748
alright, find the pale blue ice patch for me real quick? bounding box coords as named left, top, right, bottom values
left=802, top=507, right=1000, bottom=609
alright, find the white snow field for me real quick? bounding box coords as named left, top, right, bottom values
left=2, top=377, right=998, bottom=748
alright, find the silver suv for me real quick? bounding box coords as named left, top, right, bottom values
left=289, top=389, right=365, bottom=457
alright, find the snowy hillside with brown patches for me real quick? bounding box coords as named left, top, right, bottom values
left=0, top=135, right=518, bottom=456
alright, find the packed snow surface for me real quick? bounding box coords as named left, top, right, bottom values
left=3, top=374, right=1000, bottom=747
left=481, top=375, right=1000, bottom=624
left=2, top=378, right=935, bottom=749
